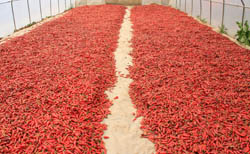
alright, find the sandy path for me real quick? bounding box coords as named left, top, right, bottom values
left=103, top=7, right=155, bottom=154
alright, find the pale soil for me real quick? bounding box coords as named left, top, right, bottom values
left=103, top=7, right=155, bottom=154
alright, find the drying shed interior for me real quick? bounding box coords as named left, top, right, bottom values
left=75, top=0, right=170, bottom=6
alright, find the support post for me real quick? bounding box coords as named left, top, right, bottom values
left=240, top=0, right=245, bottom=24
left=10, top=0, right=16, bottom=30
left=27, top=0, right=31, bottom=23
left=58, top=0, right=60, bottom=13
left=200, top=0, right=202, bottom=18
left=221, top=0, right=225, bottom=26
left=39, top=0, right=42, bottom=20
left=179, top=0, right=181, bottom=10
left=191, top=0, right=193, bottom=16
left=210, top=0, right=212, bottom=24
left=50, top=0, right=52, bottom=16
left=184, top=0, right=186, bottom=12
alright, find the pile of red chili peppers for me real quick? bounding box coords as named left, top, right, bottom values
left=130, top=5, right=249, bottom=153
left=0, top=4, right=249, bottom=154
left=0, top=5, right=125, bottom=153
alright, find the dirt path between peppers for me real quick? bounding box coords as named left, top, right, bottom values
left=103, top=6, right=155, bottom=154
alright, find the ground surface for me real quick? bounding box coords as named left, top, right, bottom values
left=103, top=7, right=155, bottom=154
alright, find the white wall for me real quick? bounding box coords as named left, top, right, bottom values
left=75, top=0, right=105, bottom=6
left=75, top=0, right=87, bottom=6
left=106, top=0, right=141, bottom=5
left=87, top=0, right=105, bottom=5
left=75, top=0, right=170, bottom=6
left=142, top=0, right=161, bottom=5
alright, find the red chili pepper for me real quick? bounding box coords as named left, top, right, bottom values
left=104, top=136, right=109, bottom=139
left=114, top=96, right=119, bottom=100
left=0, top=5, right=126, bottom=153
left=130, top=4, right=250, bottom=153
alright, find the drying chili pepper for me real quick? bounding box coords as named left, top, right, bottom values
left=104, top=136, right=109, bottom=139
left=0, top=5, right=125, bottom=153
left=129, top=4, right=250, bottom=153
left=114, top=96, right=119, bottom=100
